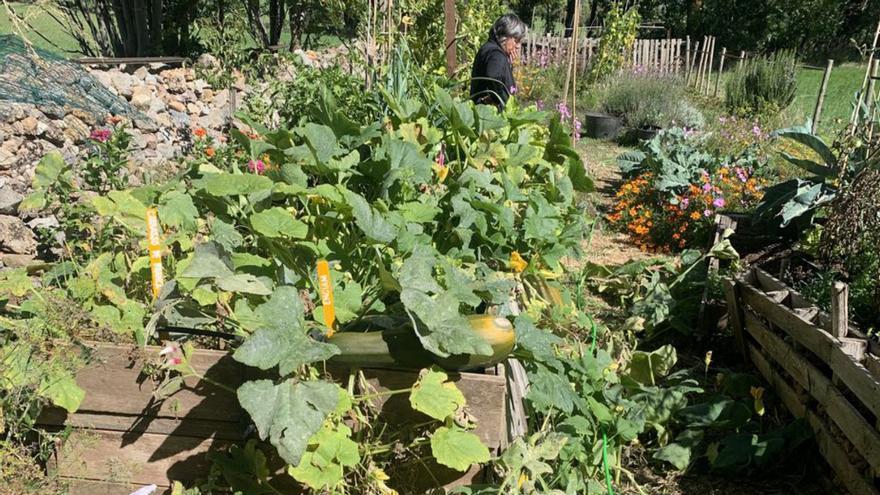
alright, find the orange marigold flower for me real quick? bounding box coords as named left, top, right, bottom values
left=193, top=127, right=207, bottom=138
left=205, top=147, right=215, bottom=157
left=690, top=211, right=701, bottom=220
left=672, top=233, right=681, bottom=240
left=629, top=207, right=638, bottom=217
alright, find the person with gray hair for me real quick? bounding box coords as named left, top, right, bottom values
left=470, top=14, right=527, bottom=108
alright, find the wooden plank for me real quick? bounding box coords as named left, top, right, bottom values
left=39, top=409, right=244, bottom=440
left=64, top=479, right=173, bottom=495
left=724, top=278, right=748, bottom=360
left=748, top=344, right=879, bottom=495
left=738, top=278, right=837, bottom=363
left=744, top=312, right=880, bottom=472
left=832, top=281, right=849, bottom=339
left=739, top=277, right=880, bottom=419
left=55, top=429, right=230, bottom=487
left=48, top=343, right=243, bottom=421
left=351, top=367, right=507, bottom=451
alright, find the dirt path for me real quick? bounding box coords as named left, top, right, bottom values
left=577, top=138, right=653, bottom=267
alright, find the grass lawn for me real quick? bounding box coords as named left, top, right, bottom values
left=0, top=2, right=84, bottom=55
left=790, top=63, right=866, bottom=137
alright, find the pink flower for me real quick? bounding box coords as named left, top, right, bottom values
left=702, top=183, right=713, bottom=193
left=90, top=128, right=112, bottom=142
left=704, top=209, right=713, bottom=217
left=752, top=125, right=762, bottom=137
left=713, top=197, right=726, bottom=208
left=247, top=159, right=266, bottom=175
left=680, top=198, right=690, bottom=209
left=536, top=100, right=544, bottom=111
left=159, top=343, right=182, bottom=366
left=509, top=85, right=518, bottom=95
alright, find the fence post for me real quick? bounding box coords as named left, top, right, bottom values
left=738, top=50, right=745, bottom=69
left=714, top=47, right=727, bottom=97
left=866, top=59, right=880, bottom=112
left=704, top=36, right=716, bottom=95
left=444, top=0, right=456, bottom=78
left=723, top=278, right=748, bottom=361
left=812, top=59, right=834, bottom=134
left=684, top=36, right=691, bottom=82
left=831, top=281, right=849, bottom=339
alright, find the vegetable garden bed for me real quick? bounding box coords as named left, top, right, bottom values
left=37, top=343, right=507, bottom=494
left=726, top=266, right=880, bottom=494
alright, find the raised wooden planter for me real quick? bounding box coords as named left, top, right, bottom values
left=38, top=343, right=508, bottom=494
left=726, top=267, right=880, bottom=494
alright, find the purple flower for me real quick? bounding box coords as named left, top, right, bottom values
left=752, top=124, right=762, bottom=137
left=713, top=197, right=726, bottom=208
left=509, top=85, right=518, bottom=95
left=704, top=209, right=713, bottom=217
left=536, top=100, right=544, bottom=110
left=436, top=142, right=446, bottom=168
left=90, top=128, right=111, bottom=142
left=680, top=198, right=690, bottom=209
left=247, top=159, right=266, bottom=175
left=702, top=183, right=713, bottom=193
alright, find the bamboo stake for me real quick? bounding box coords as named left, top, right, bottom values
left=689, top=41, right=700, bottom=87
left=714, top=47, right=726, bottom=97
left=738, top=50, right=745, bottom=69
left=696, top=36, right=707, bottom=89
left=704, top=36, right=715, bottom=95
left=851, top=18, right=880, bottom=131
left=812, top=59, right=834, bottom=134
left=569, top=0, right=582, bottom=141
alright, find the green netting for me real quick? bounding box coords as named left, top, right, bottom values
left=0, top=34, right=142, bottom=120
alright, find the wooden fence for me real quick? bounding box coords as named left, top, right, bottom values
left=726, top=265, right=880, bottom=494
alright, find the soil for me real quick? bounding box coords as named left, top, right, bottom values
left=574, top=138, right=838, bottom=495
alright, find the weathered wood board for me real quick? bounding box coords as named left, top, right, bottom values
left=39, top=342, right=508, bottom=493
left=730, top=266, right=880, bottom=494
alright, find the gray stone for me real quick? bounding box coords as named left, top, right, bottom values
left=14, top=116, right=39, bottom=136
left=168, top=110, right=191, bottom=128
left=200, top=88, right=215, bottom=104
left=128, top=129, right=149, bottom=150
left=133, top=116, right=158, bottom=132
left=27, top=215, right=59, bottom=230
left=91, top=70, right=117, bottom=94
left=148, top=97, right=167, bottom=114
left=133, top=66, right=150, bottom=80
left=130, top=85, right=153, bottom=109
left=0, top=188, right=23, bottom=215
left=0, top=215, right=37, bottom=254
left=196, top=53, right=219, bottom=69
left=110, top=70, right=135, bottom=97
left=200, top=109, right=226, bottom=129
left=63, top=114, right=91, bottom=142
left=0, top=253, right=37, bottom=268
left=156, top=142, right=176, bottom=160
left=213, top=89, right=229, bottom=108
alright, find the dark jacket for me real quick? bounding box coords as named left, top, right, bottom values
left=470, top=39, right=515, bottom=108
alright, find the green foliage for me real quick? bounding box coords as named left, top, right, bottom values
left=599, top=72, right=705, bottom=130
left=725, top=51, right=798, bottom=118
left=588, top=3, right=641, bottom=83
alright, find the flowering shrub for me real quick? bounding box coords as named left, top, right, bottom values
left=706, top=115, right=773, bottom=158
left=609, top=129, right=765, bottom=251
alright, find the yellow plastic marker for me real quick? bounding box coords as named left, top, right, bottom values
left=145, top=208, right=164, bottom=298
left=316, top=259, right=336, bottom=335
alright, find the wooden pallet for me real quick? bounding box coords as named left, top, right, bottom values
left=727, top=267, right=880, bottom=494
left=38, top=343, right=507, bottom=494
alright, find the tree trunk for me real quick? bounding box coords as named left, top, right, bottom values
left=151, top=0, right=163, bottom=54
left=564, top=0, right=575, bottom=37
left=288, top=0, right=303, bottom=50
left=245, top=0, right=270, bottom=48
left=268, top=0, right=286, bottom=47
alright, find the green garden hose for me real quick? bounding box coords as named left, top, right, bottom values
left=588, top=315, right=615, bottom=495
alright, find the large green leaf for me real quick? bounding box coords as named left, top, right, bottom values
left=250, top=207, right=308, bottom=239
left=32, top=152, right=66, bottom=188
left=343, top=190, right=397, bottom=243
left=409, top=369, right=466, bottom=420
left=288, top=423, right=360, bottom=489
left=179, top=242, right=234, bottom=279
left=626, top=345, right=678, bottom=385
left=40, top=372, right=85, bottom=413
left=775, top=122, right=837, bottom=168
left=204, top=173, right=274, bottom=196
left=159, top=191, right=199, bottom=231
left=215, top=274, right=272, bottom=295
left=430, top=427, right=490, bottom=472
left=234, top=287, right=339, bottom=374
left=237, top=379, right=340, bottom=466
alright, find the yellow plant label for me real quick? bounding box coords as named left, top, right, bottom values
left=145, top=208, right=164, bottom=298
left=316, top=259, right=336, bottom=335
